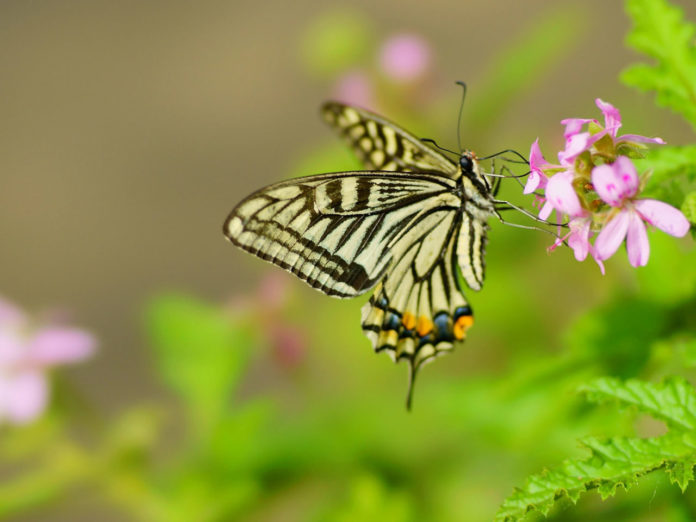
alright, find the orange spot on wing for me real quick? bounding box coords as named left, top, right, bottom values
left=417, top=316, right=433, bottom=337
left=402, top=312, right=416, bottom=330
left=453, top=315, right=474, bottom=340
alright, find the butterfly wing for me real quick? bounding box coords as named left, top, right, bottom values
left=360, top=205, right=475, bottom=407
left=223, top=171, right=459, bottom=298
left=322, top=102, right=459, bottom=177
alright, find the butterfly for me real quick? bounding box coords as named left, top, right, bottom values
left=223, top=101, right=503, bottom=408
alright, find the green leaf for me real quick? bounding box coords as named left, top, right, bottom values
left=146, top=295, right=254, bottom=430
left=497, top=433, right=696, bottom=521
left=634, top=145, right=696, bottom=206
left=564, top=298, right=666, bottom=377
left=621, top=0, right=696, bottom=129
left=498, top=377, right=696, bottom=520
left=580, top=377, right=696, bottom=431
left=635, top=231, right=696, bottom=304
left=682, top=191, right=696, bottom=224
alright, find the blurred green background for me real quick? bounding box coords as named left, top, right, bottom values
left=1, top=0, right=695, bottom=521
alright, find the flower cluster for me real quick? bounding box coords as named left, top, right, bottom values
left=0, top=298, right=95, bottom=425
left=526, top=99, right=691, bottom=272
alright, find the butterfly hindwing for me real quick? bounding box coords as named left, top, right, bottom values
left=322, top=101, right=459, bottom=177
left=361, top=207, right=474, bottom=365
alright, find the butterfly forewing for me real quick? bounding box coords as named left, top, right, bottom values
left=224, top=172, right=458, bottom=299
left=322, top=102, right=459, bottom=177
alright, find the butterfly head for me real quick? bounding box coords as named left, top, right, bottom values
left=458, top=150, right=495, bottom=200
left=458, top=151, right=476, bottom=174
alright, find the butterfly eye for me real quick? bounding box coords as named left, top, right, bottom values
left=459, top=154, right=474, bottom=173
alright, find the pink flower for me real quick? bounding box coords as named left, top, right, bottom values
left=333, top=70, right=376, bottom=109
left=556, top=99, right=664, bottom=166
left=269, top=324, right=306, bottom=369
left=524, top=139, right=552, bottom=194
left=592, top=157, right=690, bottom=266
left=544, top=171, right=585, bottom=217
left=378, top=34, right=431, bottom=81
left=526, top=98, right=685, bottom=273
left=0, top=299, right=95, bottom=425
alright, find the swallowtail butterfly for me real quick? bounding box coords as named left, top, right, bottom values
left=223, top=101, right=501, bottom=408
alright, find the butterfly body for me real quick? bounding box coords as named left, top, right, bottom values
left=224, top=101, right=499, bottom=405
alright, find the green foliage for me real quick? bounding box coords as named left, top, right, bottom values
left=497, top=377, right=696, bottom=521
left=622, top=0, right=696, bottom=129
left=319, top=474, right=415, bottom=522
left=467, top=6, right=585, bottom=144
left=299, top=9, right=373, bottom=77
left=634, top=145, right=696, bottom=209
left=683, top=191, right=696, bottom=224
left=146, top=295, right=253, bottom=434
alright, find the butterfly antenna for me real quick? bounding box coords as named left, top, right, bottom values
left=455, top=81, right=467, bottom=153
left=421, top=138, right=458, bottom=156
left=479, top=149, right=529, bottom=164
left=405, top=363, right=417, bottom=411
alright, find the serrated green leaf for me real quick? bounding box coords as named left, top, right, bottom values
left=621, top=0, right=696, bottom=128
left=667, top=457, right=696, bottom=491
left=497, top=433, right=696, bottom=521
left=498, top=377, right=696, bottom=520
left=580, top=377, right=696, bottom=431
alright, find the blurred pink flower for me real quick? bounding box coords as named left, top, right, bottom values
left=333, top=70, right=375, bottom=108
left=257, top=271, right=291, bottom=312
left=0, top=298, right=95, bottom=425
left=592, top=157, right=690, bottom=266
left=269, top=324, right=306, bottom=369
left=378, top=34, right=431, bottom=81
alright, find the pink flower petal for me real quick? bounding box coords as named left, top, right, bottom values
left=594, top=209, right=631, bottom=260
left=524, top=170, right=546, bottom=195
left=592, top=164, right=622, bottom=207
left=379, top=34, right=431, bottom=81
left=27, top=327, right=95, bottom=366
left=590, top=247, right=606, bottom=275
left=0, top=299, right=24, bottom=327
left=546, top=171, right=585, bottom=217
left=525, top=139, right=551, bottom=194
left=617, top=134, right=666, bottom=145
left=0, top=370, right=48, bottom=424
left=626, top=210, right=650, bottom=267
left=539, top=200, right=554, bottom=221
left=592, top=157, right=639, bottom=207
left=0, top=329, right=25, bottom=367
left=560, top=118, right=596, bottom=140
left=595, top=98, right=622, bottom=137
left=557, top=132, right=592, bottom=166
left=568, top=217, right=591, bottom=261
left=634, top=199, right=691, bottom=237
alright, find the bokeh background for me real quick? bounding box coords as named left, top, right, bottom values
left=1, top=0, right=695, bottom=521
